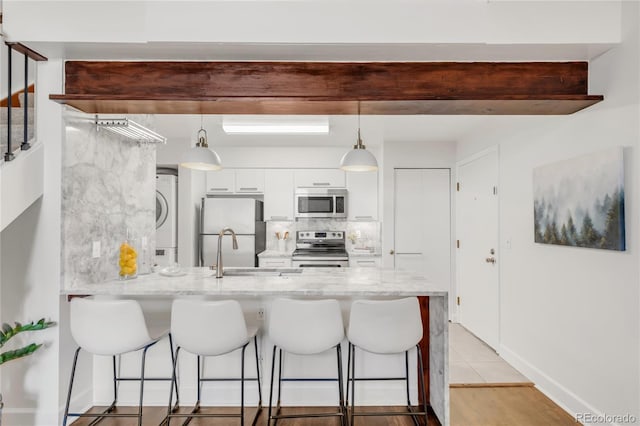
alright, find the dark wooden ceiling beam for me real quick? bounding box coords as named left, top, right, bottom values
left=50, top=61, right=603, bottom=115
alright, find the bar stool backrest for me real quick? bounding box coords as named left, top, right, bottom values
left=171, top=299, right=249, bottom=356
left=269, top=298, right=344, bottom=355
left=70, top=297, right=152, bottom=356
left=348, top=297, right=423, bottom=354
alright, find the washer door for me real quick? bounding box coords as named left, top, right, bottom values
left=156, top=190, right=169, bottom=229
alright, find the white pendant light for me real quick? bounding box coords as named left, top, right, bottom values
left=180, top=120, right=222, bottom=171
left=340, top=105, right=378, bottom=172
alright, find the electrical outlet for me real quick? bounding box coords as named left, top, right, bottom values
left=257, top=307, right=265, bottom=321
left=92, top=241, right=101, bottom=258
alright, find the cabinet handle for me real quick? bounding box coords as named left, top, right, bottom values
left=266, top=261, right=285, bottom=265
left=239, top=187, right=258, bottom=191
left=270, top=216, right=289, bottom=220
left=355, top=216, right=373, bottom=220
left=357, top=260, right=376, bottom=264
left=209, top=187, right=229, bottom=191
left=313, top=182, right=330, bottom=186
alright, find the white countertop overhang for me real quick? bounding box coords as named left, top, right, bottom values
left=61, top=267, right=448, bottom=297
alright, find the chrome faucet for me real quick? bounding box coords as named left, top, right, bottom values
left=215, top=227, right=238, bottom=278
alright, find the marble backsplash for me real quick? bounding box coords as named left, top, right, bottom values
left=266, top=219, right=380, bottom=253
left=62, top=113, right=157, bottom=287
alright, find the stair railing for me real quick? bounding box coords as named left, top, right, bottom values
left=3, top=42, right=47, bottom=162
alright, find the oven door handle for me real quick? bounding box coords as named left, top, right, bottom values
left=298, top=264, right=343, bottom=268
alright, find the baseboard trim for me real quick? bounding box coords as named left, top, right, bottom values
left=58, top=386, right=93, bottom=424
left=499, top=345, right=618, bottom=425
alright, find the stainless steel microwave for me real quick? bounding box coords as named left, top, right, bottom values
left=294, top=188, right=348, bottom=219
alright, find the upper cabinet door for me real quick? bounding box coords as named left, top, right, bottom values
left=206, top=169, right=235, bottom=194
left=235, top=169, right=265, bottom=193
left=347, top=171, right=378, bottom=220
left=294, top=169, right=346, bottom=188
left=264, top=170, right=294, bottom=221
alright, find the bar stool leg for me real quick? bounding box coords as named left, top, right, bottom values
left=405, top=350, right=411, bottom=407
left=346, top=342, right=351, bottom=408
left=267, top=345, right=277, bottom=426
left=62, top=347, right=81, bottom=426
left=240, top=344, right=247, bottom=426
left=336, top=343, right=347, bottom=426
left=166, top=346, right=181, bottom=426
left=168, top=333, right=180, bottom=405
left=276, top=348, right=284, bottom=409
left=253, top=336, right=262, bottom=405
left=138, top=345, right=150, bottom=426
left=417, top=345, right=429, bottom=426
left=196, top=355, right=202, bottom=412
left=350, top=344, right=356, bottom=426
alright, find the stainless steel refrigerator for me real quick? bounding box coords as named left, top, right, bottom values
left=199, top=198, right=266, bottom=267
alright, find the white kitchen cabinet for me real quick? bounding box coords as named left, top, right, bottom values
left=294, top=169, right=345, bottom=188
left=264, top=169, right=294, bottom=221
left=349, top=256, right=381, bottom=268
left=259, top=257, right=292, bottom=268
left=347, top=171, right=378, bottom=220
left=235, top=169, right=265, bottom=193
left=206, top=169, right=235, bottom=193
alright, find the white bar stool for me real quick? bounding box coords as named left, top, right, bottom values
left=166, top=299, right=262, bottom=426
left=346, top=297, right=429, bottom=425
left=267, top=298, right=346, bottom=426
left=63, top=297, right=178, bottom=426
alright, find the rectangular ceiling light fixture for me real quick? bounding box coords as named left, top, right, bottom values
left=222, top=116, right=330, bottom=134
left=95, top=116, right=167, bottom=144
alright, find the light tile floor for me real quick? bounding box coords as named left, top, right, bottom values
left=449, top=323, right=532, bottom=385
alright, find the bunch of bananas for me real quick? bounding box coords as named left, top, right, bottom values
left=119, top=242, right=137, bottom=277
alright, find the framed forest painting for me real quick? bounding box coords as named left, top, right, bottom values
left=533, top=147, right=625, bottom=251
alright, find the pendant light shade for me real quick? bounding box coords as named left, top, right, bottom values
left=340, top=108, right=378, bottom=172
left=180, top=128, right=222, bottom=171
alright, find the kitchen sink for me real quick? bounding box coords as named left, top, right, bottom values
left=222, top=267, right=303, bottom=277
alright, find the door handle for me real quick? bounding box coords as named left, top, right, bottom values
left=485, top=257, right=496, bottom=264
left=390, top=249, right=395, bottom=255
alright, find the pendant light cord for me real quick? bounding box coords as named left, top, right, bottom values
left=356, top=101, right=365, bottom=149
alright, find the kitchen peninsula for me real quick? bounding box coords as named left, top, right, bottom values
left=62, top=267, right=449, bottom=425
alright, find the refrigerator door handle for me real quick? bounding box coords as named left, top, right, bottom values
left=199, top=234, right=204, bottom=267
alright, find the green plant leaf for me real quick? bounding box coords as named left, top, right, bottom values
left=0, top=319, right=55, bottom=348
left=0, top=343, right=42, bottom=365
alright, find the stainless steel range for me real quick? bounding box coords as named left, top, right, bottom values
left=292, top=231, right=349, bottom=268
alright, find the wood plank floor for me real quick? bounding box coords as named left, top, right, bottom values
left=72, top=386, right=579, bottom=425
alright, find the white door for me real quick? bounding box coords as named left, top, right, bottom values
left=456, top=148, right=499, bottom=350
left=394, top=169, right=451, bottom=290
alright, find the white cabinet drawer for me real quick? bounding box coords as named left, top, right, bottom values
left=295, top=169, right=345, bottom=188
left=349, top=257, right=381, bottom=268
left=259, top=258, right=292, bottom=267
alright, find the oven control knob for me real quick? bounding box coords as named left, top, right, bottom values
left=332, top=232, right=336, bottom=237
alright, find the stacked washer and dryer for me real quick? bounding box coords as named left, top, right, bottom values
left=155, top=169, right=178, bottom=266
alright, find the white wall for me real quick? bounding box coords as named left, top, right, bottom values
left=456, top=3, right=640, bottom=422
left=381, top=141, right=457, bottom=318
left=0, top=59, right=69, bottom=426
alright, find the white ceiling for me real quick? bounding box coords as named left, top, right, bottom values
left=151, top=114, right=550, bottom=147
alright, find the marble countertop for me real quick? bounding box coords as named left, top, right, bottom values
left=258, top=250, right=293, bottom=258
left=61, top=267, right=447, bottom=297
